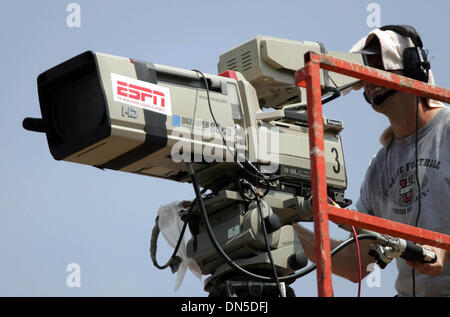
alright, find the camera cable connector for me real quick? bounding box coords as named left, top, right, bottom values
left=367, top=231, right=437, bottom=269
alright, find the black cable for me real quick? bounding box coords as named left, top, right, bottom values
left=187, top=161, right=378, bottom=283
left=412, top=96, right=422, bottom=297
left=150, top=191, right=206, bottom=271
left=192, top=69, right=275, bottom=190
left=150, top=217, right=187, bottom=271
left=192, top=70, right=242, bottom=165
left=233, top=178, right=284, bottom=295
left=190, top=70, right=271, bottom=202
left=242, top=168, right=313, bottom=184
left=253, top=191, right=283, bottom=296
left=321, top=86, right=341, bottom=105
left=293, top=234, right=378, bottom=279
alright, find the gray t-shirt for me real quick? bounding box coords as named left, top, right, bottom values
left=356, top=106, right=450, bottom=297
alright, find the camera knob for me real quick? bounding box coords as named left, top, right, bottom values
left=263, top=214, right=281, bottom=234
left=288, top=251, right=308, bottom=270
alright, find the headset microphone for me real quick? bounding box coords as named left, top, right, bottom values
left=363, top=89, right=397, bottom=106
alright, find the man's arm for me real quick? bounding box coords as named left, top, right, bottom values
left=293, top=223, right=375, bottom=283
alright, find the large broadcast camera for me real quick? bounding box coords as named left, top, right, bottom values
left=23, top=36, right=364, bottom=297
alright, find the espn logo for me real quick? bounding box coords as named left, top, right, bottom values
left=116, top=81, right=165, bottom=107
left=111, top=73, right=172, bottom=116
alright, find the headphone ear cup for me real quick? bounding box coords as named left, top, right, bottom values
left=403, top=47, right=429, bottom=82
left=363, top=91, right=372, bottom=104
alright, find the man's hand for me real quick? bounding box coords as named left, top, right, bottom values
left=405, top=245, right=448, bottom=277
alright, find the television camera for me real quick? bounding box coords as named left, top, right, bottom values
left=23, top=36, right=366, bottom=297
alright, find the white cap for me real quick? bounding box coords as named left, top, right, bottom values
left=348, top=28, right=444, bottom=146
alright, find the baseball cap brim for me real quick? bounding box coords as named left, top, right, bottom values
left=353, top=36, right=381, bottom=55
left=354, top=47, right=381, bottom=55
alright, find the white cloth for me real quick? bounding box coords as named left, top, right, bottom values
left=157, top=201, right=202, bottom=291
left=349, top=29, right=414, bottom=71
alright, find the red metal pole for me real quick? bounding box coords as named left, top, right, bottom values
left=327, top=205, right=450, bottom=250
left=304, top=58, right=333, bottom=297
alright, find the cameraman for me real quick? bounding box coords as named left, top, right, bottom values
left=294, top=25, right=450, bottom=296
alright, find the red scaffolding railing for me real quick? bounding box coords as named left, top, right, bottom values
left=295, top=51, right=450, bottom=297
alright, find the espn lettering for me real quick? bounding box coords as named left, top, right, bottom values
left=111, top=73, right=172, bottom=116
left=116, top=80, right=165, bottom=107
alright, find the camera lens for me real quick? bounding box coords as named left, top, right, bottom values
left=52, top=71, right=106, bottom=141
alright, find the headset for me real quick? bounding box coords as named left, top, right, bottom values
left=363, top=24, right=430, bottom=105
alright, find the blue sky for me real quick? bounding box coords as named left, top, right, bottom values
left=1, top=0, right=449, bottom=297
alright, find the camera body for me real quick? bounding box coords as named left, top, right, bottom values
left=35, top=39, right=360, bottom=190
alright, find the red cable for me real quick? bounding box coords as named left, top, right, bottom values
left=328, top=197, right=362, bottom=297
left=351, top=225, right=362, bottom=297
